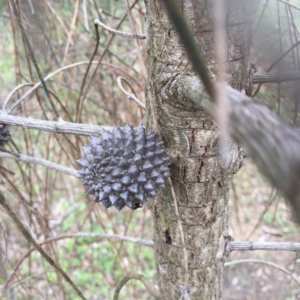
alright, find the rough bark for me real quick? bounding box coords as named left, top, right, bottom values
left=177, top=76, right=300, bottom=224
left=144, top=1, right=258, bottom=299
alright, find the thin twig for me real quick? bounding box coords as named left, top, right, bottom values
left=77, top=0, right=139, bottom=122
left=83, top=0, right=89, bottom=31
left=225, top=259, right=300, bottom=288
left=0, top=222, right=7, bottom=263
left=94, top=19, right=146, bottom=39
left=3, top=83, right=34, bottom=110
left=45, top=0, right=73, bottom=43
left=3, top=233, right=153, bottom=290
left=76, top=20, right=101, bottom=124
left=0, top=191, right=87, bottom=299
left=251, top=0, right=269, bottom=42
left=246, top=189, right=277, bottom=240
left=58, top=0, right=80, bottom=93
left=123, top=0, right=147, bottom=78
left=113, top=272, right=161, bottom=300
left=253, top=39, right=300, bottom=97
left=0, top=152, right=78, bottom=177
left=5, top=61, right=141, bottom=114
left=117, top=76, right=146, bottom=110
left=9, top=0, right=60, bottom=119
left=279, top=0, right=300, bottom=11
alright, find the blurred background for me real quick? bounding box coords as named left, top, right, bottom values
left=0, top=0, right=300, bottom=299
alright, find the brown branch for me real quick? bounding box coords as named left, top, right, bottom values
left=9, top=0, right=60, bottom=119
left=3, top=233, right=153, bottom=290
left=0, top=191, right=87, bottom=300
left=113, top=272, right=161, bottom=300
left=75, top=21, right=101, bottom=124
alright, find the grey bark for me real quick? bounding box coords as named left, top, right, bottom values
left=0, top=113, right=111, bottom=136
left=252, top=71, right=300, bottom=84
left=144, top=0, right=258, bottom=299
left=177, top=75, right=300, bottom=223
left=226, top=241, right=300, bottom=253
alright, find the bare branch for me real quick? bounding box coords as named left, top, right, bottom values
left=94, top=19, right=146, bottom=39
left=0, top=152, right=78, bottom=177
left=117, top=76, right=146, bottom=110
left=226, top=241, right=300, bottom=253
left=0, top=222, right=7, bottom=263
left=3, top=83, right=34, bottom=110
left=165, top=74, right=300, bottom=223
left=0, top=113, right=112, bottom=136
left=113, top=272, right=161, bottom=300
left=252, top=71, right=300, bottom=83
left=62, top=233, right=154, bottom=247
left=0, top=191, right=87, bottom=299
left=279, top=0, right=300, bottom=11
left=3, top=233, right=153, bottom=290
left=4, top=61, right=140, bottom=113
left=225, top=259, right=300, bottom=288
left=9, top=0, right=60, bottom=119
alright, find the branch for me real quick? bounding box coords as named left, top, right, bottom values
left=165, top=74, right=300, bottom=222
left=117, top=76, right=146, bottom=110
left=3, top=233, right=153, bottom=290
left=160, top=0, right=300, bottom=222
left=252, top=39, right=300, bottom=96
left=0, top=152, right=78, bottom=177
left=0, top=113, right=112, bottom=136
left=4, top=60, right=141, bottom=113
left=0, top=222, right=7, bottom=263
left=226, top=241, right=300, bottom=254
left=113, top=272, right=161, bottom=300
left=9, top=0, right=60, bottom=119
left=279, top=0, right=300, bottom=11
left=0, top=191, right=87, bottom=299
left=225, top=259, right=300, bottom=288
left=252, top=71, right=300, bottom=84
left=94, top=19, right=146, bottom=39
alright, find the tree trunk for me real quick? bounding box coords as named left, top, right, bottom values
left=144, top=1, right=259, bottom=298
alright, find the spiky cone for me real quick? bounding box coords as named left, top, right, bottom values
left=77, top=124, right=171, bottom=211
left=0, top=124, right=11, bottom=146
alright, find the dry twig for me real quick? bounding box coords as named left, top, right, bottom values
left=0, top=191, right=87, bottom=300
